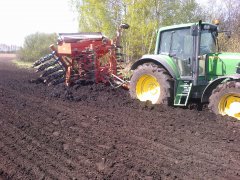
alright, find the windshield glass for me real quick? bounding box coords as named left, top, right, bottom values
left=159, top=28, right=193, bottom=76
left=159, top=28, right=193, bottom=59
left=200, top=30, right=216, bottom=55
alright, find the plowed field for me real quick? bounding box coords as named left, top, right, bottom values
left=1, top=54, right=240, bottom=179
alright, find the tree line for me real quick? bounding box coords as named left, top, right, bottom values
left=18, top=0, right=240, bottom=62
left=0, top=44, right=20, bottom=53
left=17, top=33, right=57, bottom=62
left=71, top=0, right=203, bottom=61
left=70, top=0, right=240, bottom=61
left=206, top=0, right=240, bottom=52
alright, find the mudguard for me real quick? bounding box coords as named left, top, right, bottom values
left=201, top=74, right=240, bottom=103
left=131, top=54, right=179, bottom=79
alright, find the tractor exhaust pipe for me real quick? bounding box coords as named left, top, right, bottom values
left=191, top=20, right=202, bottom=86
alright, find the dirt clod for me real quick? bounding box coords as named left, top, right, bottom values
left=0, top=55, right=240, bottom=179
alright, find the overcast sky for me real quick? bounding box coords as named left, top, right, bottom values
left=0, top=0, right=78, bottom=46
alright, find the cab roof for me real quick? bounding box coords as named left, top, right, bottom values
left=158, top=22, right=216, bottom=32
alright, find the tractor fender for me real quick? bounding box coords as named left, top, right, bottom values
left=201, top=74, right=240, bottom=103
left=131, top=55, right=178, bottom=79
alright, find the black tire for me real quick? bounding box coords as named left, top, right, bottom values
left=129, top=63, right=173, bottom=105
left=208, top=81, right=240, bottom=120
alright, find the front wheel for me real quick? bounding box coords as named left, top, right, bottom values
left=129, top=63, right=172, bottom=105
left=208, top=81, right=240, bottom=120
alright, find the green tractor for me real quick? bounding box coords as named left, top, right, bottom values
left=130, top=20, right=240, bottom=120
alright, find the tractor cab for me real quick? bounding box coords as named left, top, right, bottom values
left=156, top=22, right=218, bottom=80
left=130, top=21, right=240, bottom=120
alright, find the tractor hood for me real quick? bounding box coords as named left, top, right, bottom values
left=207, top=53, right=240, bottom=76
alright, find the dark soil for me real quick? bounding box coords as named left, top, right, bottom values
left=1, top=55, right=240, bottom=179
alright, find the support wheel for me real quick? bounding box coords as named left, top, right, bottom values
left=209, top=81, right=240, bottom=120
left=129, top=63, right=173, bottom=104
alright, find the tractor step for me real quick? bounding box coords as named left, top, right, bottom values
left=174, top=80, right=192, bottom=106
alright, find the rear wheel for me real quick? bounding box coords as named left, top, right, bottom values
left=208, top=81, right=240, bottom=120
left=129, top=63, right=173, bottom=104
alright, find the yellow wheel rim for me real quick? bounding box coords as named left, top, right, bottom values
left=218, top=94, right=240, bottom=120
left=136, top=74, right=160, bottom=104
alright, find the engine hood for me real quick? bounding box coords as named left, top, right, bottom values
left=207, top=53, right=240, bottom=76
left=218, top=53, right=240, bottom=61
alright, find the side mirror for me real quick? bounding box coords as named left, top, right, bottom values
left=120, top=23, right=130, bottom=29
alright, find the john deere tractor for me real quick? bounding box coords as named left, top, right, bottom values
left=130, top=20, right=240, bottom=120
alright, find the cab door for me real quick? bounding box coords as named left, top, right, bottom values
left=159, top=28, right=193, bottom=78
